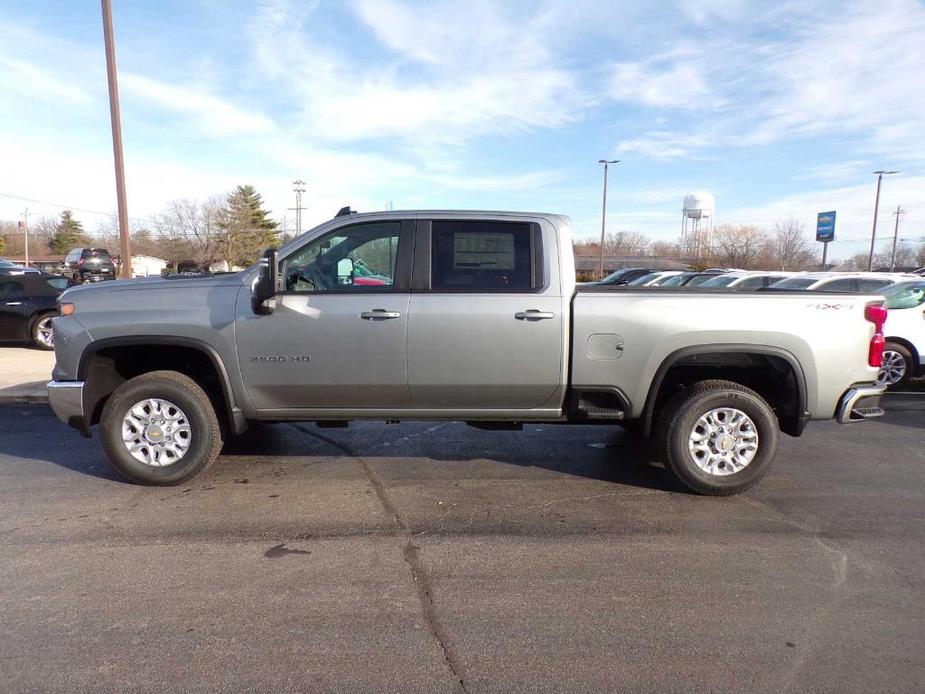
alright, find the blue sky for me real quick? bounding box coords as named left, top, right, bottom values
left=0, top=0, right=923, bottom=259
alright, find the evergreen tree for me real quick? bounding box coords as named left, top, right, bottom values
left=219, top=185, right=279, bottom=267
left=50, top=210, right=89, bottom=254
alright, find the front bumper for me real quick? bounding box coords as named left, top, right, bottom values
left=835, top=384, right=887, bottom=424
left=47, top=380, right=90, bottom=437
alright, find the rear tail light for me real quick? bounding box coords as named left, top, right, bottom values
left=864, top=303, right=887, bottom=367
left=78, top=258, right=84, bottom=266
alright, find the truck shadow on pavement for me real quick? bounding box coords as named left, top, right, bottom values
left=0, top=406, right=676, bottom=491
left=219, top=420, right=682, bottom=493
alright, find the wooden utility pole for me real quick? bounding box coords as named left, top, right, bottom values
left=890, top=205, right=905, bottom=272
left=101, top=0, right=132, bottom=278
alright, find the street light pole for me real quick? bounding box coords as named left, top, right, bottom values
left=867, top=170, right=899, bottom=272
left=597, top=159, right=619, bottom=279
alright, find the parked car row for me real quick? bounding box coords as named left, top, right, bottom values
left=598, top=267, right=921, bottom=294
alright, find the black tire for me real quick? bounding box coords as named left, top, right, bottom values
left=879, top=342, right=914, bottom=386
left=655, top=379, right=779, bottom=496
left=30, top=312, right=57, bottom=350
left=99, top=370, right=223, bottom=485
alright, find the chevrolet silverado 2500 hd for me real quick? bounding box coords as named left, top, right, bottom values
left=47, top=210, right=887, bottom=494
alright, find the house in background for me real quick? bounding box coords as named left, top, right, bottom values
left=131, top=255, right=167, bottom=277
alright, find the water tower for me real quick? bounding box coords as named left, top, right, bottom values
left=681, top=192, right=715, bottom=259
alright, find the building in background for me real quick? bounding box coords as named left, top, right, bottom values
left=131, top=255, right=167, bottom=277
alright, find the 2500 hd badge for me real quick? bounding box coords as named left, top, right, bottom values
left=250, top=355, right=311, bottom=363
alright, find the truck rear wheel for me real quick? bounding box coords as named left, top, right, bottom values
left=655, top=379, right=779, bottom=496
left=99, top=370, right=223, bottom=485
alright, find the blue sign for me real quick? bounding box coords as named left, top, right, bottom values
left=816, top=211, right=836, bottom=242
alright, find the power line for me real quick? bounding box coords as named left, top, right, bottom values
left=0, top=191, right=147, bottom=224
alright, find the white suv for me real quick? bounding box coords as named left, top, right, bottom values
left=877, top=280, right=925, bottom=385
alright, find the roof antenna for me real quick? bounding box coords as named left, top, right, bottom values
left=335, top=206, right=356, bottom=217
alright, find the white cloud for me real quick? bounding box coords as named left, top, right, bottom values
left=612, top=0, right=925, bottom=164
left=617, top=131, right=712, bottom=159
left=0, top=56, right=93, bottom=106
left=249, top=0, right=586, bottom=146
left=120, top=73, right=276, bottom=137
left=609, top=62, right=711, bottom=109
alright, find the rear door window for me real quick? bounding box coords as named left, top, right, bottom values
left=734, top=276, right=764, bottom=289
left=820, top=278, right=857, bottom=292
left=0, top=280, right=25, bottom=298
left=430, top=221, right=535, bottom=292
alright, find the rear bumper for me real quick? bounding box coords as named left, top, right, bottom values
left=47, top=380, right=91, bottom=437
left=835, top=384, right=886, bottom=424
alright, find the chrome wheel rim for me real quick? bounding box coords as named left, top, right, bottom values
left=35, top=316, right=54, bottom=348
left=121, top=398, right=192, bottom=466
left=877, top=350, right=906, bottom=385
left=688, top=407, right=759, bottom=476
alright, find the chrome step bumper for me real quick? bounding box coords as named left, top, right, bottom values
left=836, top=384, right=887, bottom=424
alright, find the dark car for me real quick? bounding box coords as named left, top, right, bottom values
left=0, top=258, right=42, bottom=276
left=0, top=274, right=75, bottom=349
left=64, top=248, right=116, bottom=283
left=596, top=267, right=661, bottom=286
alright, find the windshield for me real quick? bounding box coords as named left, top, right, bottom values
left=0, top=259, right=18, bottom=267
left=882, top=281, right=925, bottom=309
left=771, top=277, right=816, bottom=289
left=628, top=272, right=659, bottom=286
left=599, top=269, right=633, bottom=284
left=700, top=275, right=738, bottom=288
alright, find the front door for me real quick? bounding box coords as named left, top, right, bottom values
left=407, top=218, right=564, bottom=411
left=235, top=219, right=413, bottom=412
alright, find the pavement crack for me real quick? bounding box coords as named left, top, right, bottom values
left=355, top=456, right=467, bottom=692
left=288, top=422, right=466, bottom=691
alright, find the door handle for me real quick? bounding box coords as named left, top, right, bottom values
left=4, top=301, right=22, bottom=306
left=515, top=310, right=555, bottom=321
left=360, top=309, right=401, bottom=320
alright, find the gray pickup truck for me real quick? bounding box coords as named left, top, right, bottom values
left=48, top=210, right=887, bottom=495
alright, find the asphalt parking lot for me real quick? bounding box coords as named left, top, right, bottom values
left=1, top=399, right=923, bottom=693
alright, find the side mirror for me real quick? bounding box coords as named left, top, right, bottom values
left=337, top=257, right=355, bottom=285
left=252, top=248, right=278, bottom=315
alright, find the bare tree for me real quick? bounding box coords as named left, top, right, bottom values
left=150, top=198, right=225, bottom=269
left=710, top=224, right=767, bottom=269
left=874, top=242, right=917, bottom=270
left=769, top=219, right=812, bottom=270
left=603, top=230, right=649, bottom=256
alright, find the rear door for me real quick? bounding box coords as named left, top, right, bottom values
left=407, top=218, right=563, bottom=411
left=0, top=279, right=28, bottom=340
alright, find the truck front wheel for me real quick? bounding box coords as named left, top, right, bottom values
left=99, top=371, right=223, bottom=485
left=655, top=379, right=779, bottom=496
